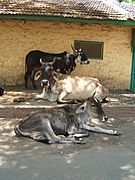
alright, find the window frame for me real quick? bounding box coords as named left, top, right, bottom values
left=74, top=40, right=104, bottom=60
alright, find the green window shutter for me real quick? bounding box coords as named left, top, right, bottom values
left=74, top=40, right=104, bottom=60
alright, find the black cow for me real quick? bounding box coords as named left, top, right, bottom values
left=24, top=46, right=89, bottom=89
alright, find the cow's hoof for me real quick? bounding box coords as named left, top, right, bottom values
left=101, top=116, right=108, bottom=122
left=39, top=139, right=52, bottom=144
left=13, top=97, right=25, bottom=102
left=114, top=131, right=122, bottom=136
left=75, top=139, right=86, bottom=144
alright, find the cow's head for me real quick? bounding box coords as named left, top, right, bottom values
left=89, top=97, right=108, bottom=122
left=34, top=59, right=59, bottom=92
left=75, top=98, right=108, bottom=123
left=71, top=45, right=90, bottom=64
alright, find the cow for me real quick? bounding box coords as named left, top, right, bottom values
left=34, top=60, right=59, bottom=93
left=24, top=45, right=89, bottom=89
left=0, top=87, right=4, bottom=96
left=14, top=98, right=119, bottom=144
left=35, top=62, right=108, bottom=122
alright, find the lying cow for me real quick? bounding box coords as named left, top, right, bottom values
left=34, top=60, right=59, bottom=92
left=14, top=99, right=119, bottom=144
left=24, top=45, right=89, bottom=89
left=36, top=62, right=108, bottom=122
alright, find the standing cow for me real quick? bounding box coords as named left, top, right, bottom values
left=14, top=99, right=119, bottom=144
left=24, top=45, right=89, bottom=89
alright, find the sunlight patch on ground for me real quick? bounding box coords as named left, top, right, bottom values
left=0, top=156, right=7, bottom=167
left=121, top=164, right=135, bottom=174
left=122, top=94, right=135, bottom=98
left=65, top=151, right=78, bottom=164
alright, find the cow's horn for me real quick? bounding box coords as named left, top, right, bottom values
left=71, top=44, right=77, bottom=53
left=40, top=58, right=44, bottom=65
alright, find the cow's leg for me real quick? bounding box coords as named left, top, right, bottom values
left=101, top=97, right=108, bottom=103
left=42, top=119, right=82, bottom=144
left=82, top=123, right=119, bottom=135
left=24, top=70, right=30, bottom=89
left=15, top=119, right=84, bottom=144
left=69, top=131, right=89, bottom=138
left=14, top=121, right=61, bottom=144
left=29, top=132, right=50, bottom=143
left=14, top=124, right=49, bottom=142
left=30, top=72, right=37, bottom=90
left=42, top=119, right=84, bottom=144
left=68, top=129, right=89, bottom=138
left=93, top=97, right=108, bottom=122
left=57, top=91, right=76, bottom=104
left=24, top=68, right=36, bottom=89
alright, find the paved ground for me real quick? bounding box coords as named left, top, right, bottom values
left=0, top=87, right=135, bottom=180
left=0, top=109, right=135, bottom=180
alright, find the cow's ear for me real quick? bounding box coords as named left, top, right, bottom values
left=75, top=102, right=87, bottom=114
left=34, top=70, right=42, bottom=80
left=53, top=72, right=59, bottom=82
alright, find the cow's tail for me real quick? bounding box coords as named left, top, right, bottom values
left=14, top=124, right=22, bottom=136
left=14, top=124, right=31, bottom=138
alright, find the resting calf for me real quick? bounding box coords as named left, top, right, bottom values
left=14, top=99, right=119, bottom=144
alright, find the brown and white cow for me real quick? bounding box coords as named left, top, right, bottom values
left=36, top=62, right=108, bottom=122
left=14, top=99, right=119, bottom=144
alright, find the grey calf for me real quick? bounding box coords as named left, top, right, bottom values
left=14, top=99, right=119, bottom=144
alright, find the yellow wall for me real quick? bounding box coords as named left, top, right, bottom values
left=0, top=20, right=132, bottom=89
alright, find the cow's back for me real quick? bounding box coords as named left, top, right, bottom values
left=56, top=76, right=97, bottom=100
left=18, top=107, right=70, bottom=135
left=25, top=50, right=45, bottom=68
left=25, top=50, right=68, bottom=68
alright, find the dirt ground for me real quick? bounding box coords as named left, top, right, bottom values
left=0, top=85, right=135, bottom=106
left=0, top=85, right=135, bottom=148
left=0, top=86, right=135, bottom=180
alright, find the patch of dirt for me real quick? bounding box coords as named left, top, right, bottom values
left=0, top=86, right=135, bottom=107
left=0, top=117, right=135, bottom=155
left=0, top=86, right=56, bottom=106
left=0, top=86, right=135, bottom=155
left=107, top=89, right=135, bottom=106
